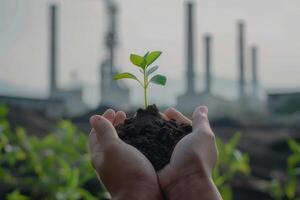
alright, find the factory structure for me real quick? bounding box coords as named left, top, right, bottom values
left=0, top=1, right=298, bottom=119
left=0, top=4, right=87, bottom=118
left=176, top=2, right=233, bottom=117
left=99, top=0, right=130, bottom=109
left=0, top=1, right=130, bottom=118
left=176, top=2, right=264, bottom=118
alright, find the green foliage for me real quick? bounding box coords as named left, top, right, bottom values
left=6, top=190, right=29, bottom=200
left=0, top=104, right=106, bottom=200
left=270, top=139, right=300, bottom=200
left=113, top=72, right=138, bottom=81
left=114, top=50, right=167, bottom=108
left=0, top=104, right=257, bottom=200
left=271, top=179, right=284, bottom=200
left=130, top=54, right=147, bottom=69
left=213, top=133, right=251, bottom=200
left=145, top=51, right=162, bottom=66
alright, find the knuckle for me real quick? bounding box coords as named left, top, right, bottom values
left=194, top=111, right=208, bottom=120
left=193, top=115, right=209, bottom=127
left=166, top=107, right=176, bottom=113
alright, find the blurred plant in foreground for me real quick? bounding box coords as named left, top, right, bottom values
left=0, top=104, right=106, bottom=200
left=213, top=133, right=251, bottom=200
left=6, top=190, right=29, bottom=200
left=0, top=104, right=253, bottom=199
left=270, top=139, right=300, bottom=200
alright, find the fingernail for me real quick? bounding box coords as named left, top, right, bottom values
left=103, top=108, right=114, bottom=115
left=90, top=115, right=102, bottom=124
left=197, top=106, right=208, bottom=114
left=95, top=115, right=102, bottom=121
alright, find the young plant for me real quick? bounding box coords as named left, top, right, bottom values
left=113, top=51, right=167, bottom=108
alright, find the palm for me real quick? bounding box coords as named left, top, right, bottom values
left=89, top=109, right=159, bottom=198
left=159, top=107, right=218, bottom=183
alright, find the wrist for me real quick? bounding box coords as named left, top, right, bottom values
left=171, top=177, right=220, bottom=200
left=159, top=166, right=221, bottom=200
left=113, top=183, right=164, bottom=200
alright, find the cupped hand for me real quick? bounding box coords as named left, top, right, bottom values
left=158, top=106, right=221, bottom=199
left=89, top=109, right=162, bottom=200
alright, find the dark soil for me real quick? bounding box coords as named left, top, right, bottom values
left=116, top=105, right=192, bottom=171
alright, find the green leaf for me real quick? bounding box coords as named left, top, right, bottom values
left=149, top=74, right=166, bottom=86
left=113, top=73, right=138, bottom=81
left=288, top=139, right=300, bottom=154
left=130, top=54, right=147, bottom=69
left=0, top=105, right=9, bottom=117
left=288, top=154, right=300, bottom=170
left=228, top=132, right=241, bottom=149
left=146, top=65, right=159, bottom=76
left=285, top=176, right=297, bottom=199
left=6, top=190, right=30, bottom=200
left=270, top=180, right=283, bottom=200
left=144, top=51, right=149, bottom=58
left=145, top=51, right=162, bottom=66
left=220, top=184, right=232, bottom=200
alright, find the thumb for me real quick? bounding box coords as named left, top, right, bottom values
left=192, top=106, right=212, bottom=133
left=89, top=115, right=118, bottom=143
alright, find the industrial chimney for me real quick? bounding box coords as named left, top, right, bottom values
left=186, top=1, right=196, bottom=94
left=49, top=4, right=58, bottom=98
left=251, top=46, right=258, bottom=97
left=105, top=0, right=118, bottom=80
left=204, top=34, right=212, bottom=94
left=237, top=20, right=245, bottom=99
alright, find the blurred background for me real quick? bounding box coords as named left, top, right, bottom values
left=0, top=0, right=299, bottom=199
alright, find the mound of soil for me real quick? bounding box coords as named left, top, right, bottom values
left=116, top=105, right=192, bottom=171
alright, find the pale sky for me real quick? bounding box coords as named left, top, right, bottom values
left=0, top=0, right=300, bottom=107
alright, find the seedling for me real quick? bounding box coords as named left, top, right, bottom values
left=113, top=51, right=167, bottom=109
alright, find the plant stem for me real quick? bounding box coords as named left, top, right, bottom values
left=144, top=86, right=147, bottom=109
left=143, top=69, right=148, bottom=109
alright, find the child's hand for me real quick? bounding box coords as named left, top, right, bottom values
left=89, top=109, right=163, bottom=200
left=158, top=106, right=222, bottom=200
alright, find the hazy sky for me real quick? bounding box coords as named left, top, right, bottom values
left=0, top=0, right=300, bottom=106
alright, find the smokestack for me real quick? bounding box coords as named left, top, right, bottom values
left=204, top=34, right=212, bottom=94
left=49, top=4, right=58, bottom=98
left=106, top=1, right=117, bottom=80
left=238, top=20, right=245, bottom=99
left=251, top=46, right=258, bottom=97
left=186, top=1, right=195, bottom=94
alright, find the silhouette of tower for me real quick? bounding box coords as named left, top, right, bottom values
left=100, top=0, right=130, bottom=109
left=47, top=4, right=87, bottom=116
left=186, top=1, right=195, bottom=94
left=106, top=0, right=117, bottom=81
left=238, top=20, right=245, bottom=99
left=177, top=1, right=204, bottom=113
left=251, top=46, right=258, bottom=97
left=49, top=4, right=58, bottom=98
left=204, top=34, right=212, bottom=94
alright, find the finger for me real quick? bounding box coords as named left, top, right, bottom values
left=192, top=106, right=212, bottom=133
left=88, top=131, right=103, bottom=170
left=89, top=130, right=100, bottom=153
left=89, top=115, right=118, bottom=143
left=114, top=111, right=126, bottom=126
left=102, top=109, right=115, bottom=123
left=164, top=107, right=191, bottom=125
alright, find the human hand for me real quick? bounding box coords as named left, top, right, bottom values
left=89, top=109, right=163, bottom=200
left=158, top=106, right=222, bottom=200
